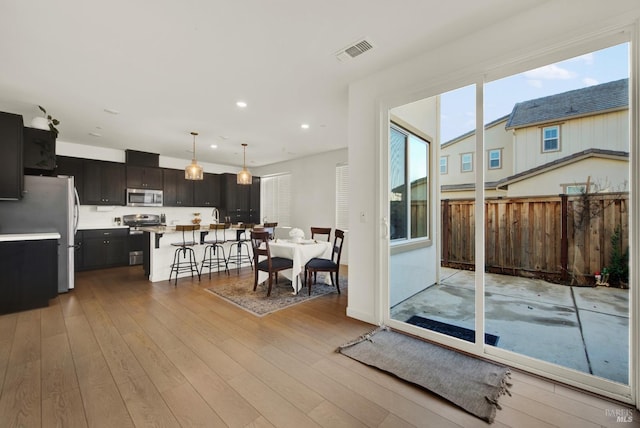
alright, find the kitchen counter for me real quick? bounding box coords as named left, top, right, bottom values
left=78, top=225, right=130, bottom=230
left=0, top=232, right=61, bottom=242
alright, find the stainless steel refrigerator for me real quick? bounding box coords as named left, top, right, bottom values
left=0, top=175, right=79, bottom=292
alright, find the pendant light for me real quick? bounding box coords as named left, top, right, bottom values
left=185, top=131, right=204, bottom=180
left=237, top=143, right=252, bottom=185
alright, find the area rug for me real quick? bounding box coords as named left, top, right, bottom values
left=205, top=276, right=346, bottom=317
left=337, top=326, right=511, bottom=424
left=406, top=315, right=500, bottom=346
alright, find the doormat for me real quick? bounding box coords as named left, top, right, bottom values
left=337, top=326, right=511, bottom=424
left=406, top=315, right=500, bottom=346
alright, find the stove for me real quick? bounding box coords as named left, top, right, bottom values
left=122, top=214, right=162, bottom=265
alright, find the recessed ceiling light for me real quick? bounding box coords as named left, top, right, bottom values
left=301, top=123, right=310, bottom=129
left=210, top=144, right=218, bottom=149
left=236, top=101, right=247, bottom=108
left=103, top=108, right=120, bottom=115
left=89, top=132, right=102, bottom=137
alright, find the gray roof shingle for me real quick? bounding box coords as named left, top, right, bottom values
left=505, top=78, right=628, bottom=129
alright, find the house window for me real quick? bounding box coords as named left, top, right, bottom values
left=440, top=156, right=448, bottom=174
left=542, top=125, right=560, bottom=152
left=390, top=124, right=429, bottom=241
left=488, top=149, right=502, bottom=169
left=461, top=153, right=473, bottom=172
left=260, top=173, right=291, bottom=226
left=335, top=163, right=349, bottom=230
left=564, top=183, right=587, bottom=194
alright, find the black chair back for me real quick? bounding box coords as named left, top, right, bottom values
left=332, top=229, right=345, bottom=265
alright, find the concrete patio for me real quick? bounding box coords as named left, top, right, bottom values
left=390, top=267, right=630, bottom=384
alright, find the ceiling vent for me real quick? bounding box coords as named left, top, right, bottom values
left=335, top=38, right=373, bottom=62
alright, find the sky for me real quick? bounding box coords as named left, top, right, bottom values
left=440, top=42, right=630, bottom=143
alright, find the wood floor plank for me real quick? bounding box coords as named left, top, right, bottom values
left=307, top=400, right=370, bottom=428
left=80, top=381, right=135, bottom=428
left=40, top=303, right=67, bottom=339
left=118, top=374, right=181, bottom=428
left=163, top=345, right=260, bottom=428
left=228, top=370, right=323, bottom=428
left=0, top=360, right=41, bottom=428
left=41, top=332, right=80, bottom=399
left=41, top=388, right=88, bottom=428
left=160, top=382, right=228, bottom=427
left=7, top=309, right=41, bottom=367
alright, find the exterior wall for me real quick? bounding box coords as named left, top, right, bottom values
left=440, top=118, right=512, bottom=199
left=513, top=110, right=628, bottom=174
left=505, top=157, right=629, bottom=197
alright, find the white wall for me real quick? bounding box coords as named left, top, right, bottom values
left=253, top=148, right=349, bottom=264
left=346, top=0, right=640, bottom=327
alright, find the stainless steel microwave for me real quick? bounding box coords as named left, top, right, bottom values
left=126, top=188, right=163, bottom=207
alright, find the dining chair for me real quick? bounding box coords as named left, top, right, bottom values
left=304, top=229, right=344, bottom=295
left=310, top=227, right=332, bottom=242
left=201, top=223, right=229, bottom=277
left=263, top=222, right=278, bottom=239
left=169, top=224, right=201, bottom=286
left=250, top=230, right=293, bottom=297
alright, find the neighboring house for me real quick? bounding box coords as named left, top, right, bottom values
left=440, top=78, right=630, bottom=199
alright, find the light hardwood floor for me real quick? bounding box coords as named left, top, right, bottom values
left=0, top=265, right=638, bottom=427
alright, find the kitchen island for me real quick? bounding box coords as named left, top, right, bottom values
left=140, top=225, right=254, bottom=282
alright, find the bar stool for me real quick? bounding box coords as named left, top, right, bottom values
left=169, top=224, right=201, bottom=286
left=227, top=223, right=254, bottom=273
left=201, top=223, right=229, bottom=277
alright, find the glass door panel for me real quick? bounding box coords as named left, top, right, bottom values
left=483, top=42, right=630, bottom=384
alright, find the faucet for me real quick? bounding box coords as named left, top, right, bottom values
left=211, top=207, right=220, bottom=224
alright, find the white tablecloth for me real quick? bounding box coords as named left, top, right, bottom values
left=256, top=239, right=332, bottom=293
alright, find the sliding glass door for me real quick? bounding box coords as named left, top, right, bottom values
left=385, top=37, right=633, bottom=398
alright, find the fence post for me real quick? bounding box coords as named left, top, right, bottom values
left=560, top=194, right=568, bottom=282
left=442, top=199, right=450, bottom=265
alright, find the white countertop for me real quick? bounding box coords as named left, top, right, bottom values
left=0, top=232, right=61, bottom=242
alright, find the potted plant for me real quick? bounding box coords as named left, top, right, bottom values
left=30, top=105, right=60, bottom=137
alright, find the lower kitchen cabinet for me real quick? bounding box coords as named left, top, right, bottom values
left=78, top=228, right=129, bottom=270
left=0, top=238, right=57, bottom=314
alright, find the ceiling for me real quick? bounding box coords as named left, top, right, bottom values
left=0, top=0, right=545, bottom=169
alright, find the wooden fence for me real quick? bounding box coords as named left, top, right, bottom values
left=441, top=194, right=629, bottom=285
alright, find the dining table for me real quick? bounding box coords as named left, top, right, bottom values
left=256, top=238, right=333, bottom=293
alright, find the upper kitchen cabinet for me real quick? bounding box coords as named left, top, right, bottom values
left=163, top=168, right=194, bottom=206
left=56, top=156, right=85, bottom=202
left=126, top=165, right=163, bottom=189
left=23, top=127, right=56, bottom=176
left=220, top=173, right=259, bottom=223
left=0, top=112, right=24, bottom=200
left=83, top=159, right=125, bottom=205
left=193, top=173, right=220, bottom=207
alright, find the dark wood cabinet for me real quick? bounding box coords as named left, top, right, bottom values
left=126, top=165, right=163, bottom=189
left=194, top=173, right=220, bottom=207
left=163, top=168, right=194, bottom=206
left=0, top=238, right=57, bottom=314
left=23, top=127, right=56, bottom=175
left=79, top=228, right=129, bottom=270
left=250, top=176, right=261, bottom=223
left=221, top=173, right=260, bottom=223
left=83, top=159, right=125, bottom=205
left=0, top=111, right=24, bottom=199
left=56, top=156, right=85, bottom=203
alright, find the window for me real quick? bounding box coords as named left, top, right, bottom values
left=440, top=156, right=448, bottom=174
left=260, top=173, right=291, bottom=226
left=564, top=183, right=587, bottom=194
left=488, top=149, right=502, bottom=169
left=336, top=163, right=349, bottom=230
left=542, top=125, right=560, bottom=152
left=461, top=153, right=473, bottom=172
left=390, top=124, right=429, bottom=241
